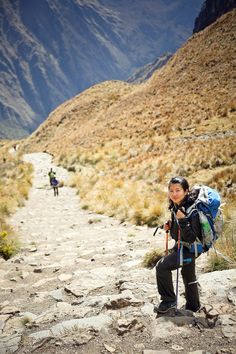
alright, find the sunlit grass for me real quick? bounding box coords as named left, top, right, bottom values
left=206, top=199, right=236, bottom=271
left=0, top=142, right=33, bottom=259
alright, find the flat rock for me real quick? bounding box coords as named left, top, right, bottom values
left=49, top=289, right=64, bottom=302
left=220, top=314, right=236, bottom=338
left=0, top=334, right=22, bottom=353
left=152, top=317, right=190, bottom=339
left=29, top=314, right=112, bottom=340
left=0, top=306, right=20, bottom=315
left=65, top=278, right=105, bottom=296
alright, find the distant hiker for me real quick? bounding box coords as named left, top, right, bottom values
left=48, top=168, right=56, bottom=186
left=154, top=176, right=202, bottom=314
left=51, top=177, right=59, bottom=196
left=13, top=144, right=17, bottom=151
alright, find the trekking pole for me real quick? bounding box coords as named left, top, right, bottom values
left=165, top=230, right=169, bottom=256
left=175, top=218, right=181, bottom=313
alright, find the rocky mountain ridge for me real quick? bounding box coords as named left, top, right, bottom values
left=127, top=53, right=173, bottom=84
left=193, top=0, right=236, bottom=33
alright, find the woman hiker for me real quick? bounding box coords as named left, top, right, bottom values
left=155, top=176, right=202, bottom=314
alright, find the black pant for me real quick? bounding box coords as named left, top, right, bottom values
left=156, top=248, right=200, bottom=311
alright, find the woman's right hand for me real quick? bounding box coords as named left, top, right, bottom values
left=164, top=221, right=171, bottom=231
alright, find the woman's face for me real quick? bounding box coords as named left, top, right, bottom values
left=168, top=183, right=188, bottom=205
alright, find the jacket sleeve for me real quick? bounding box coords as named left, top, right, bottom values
left=178, top=210, right=202, bottom=243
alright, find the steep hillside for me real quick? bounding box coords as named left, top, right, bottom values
left=0, top=0, right=202, bottom=139
left=21, top=9, right=236, bottom=224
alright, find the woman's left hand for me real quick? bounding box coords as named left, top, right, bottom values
left=176, top=209, right=186, bottom=219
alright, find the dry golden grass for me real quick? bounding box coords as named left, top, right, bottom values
left=206, top=198, right=236, bottom=271
left=61, top=123, right=235, bottom=226
left=142, top=248, right=164, bottom=269
left=0, top=141, right=33, bottom=259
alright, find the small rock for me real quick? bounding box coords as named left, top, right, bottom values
left=33, top=268, right=42, bottom=273
left=20, top=271, right=29, bottom=279
left=49, top=289, right=64, bottom=302
left=13, top=258, right=23, bottom=264
left=53, top=267, right=61, bottom=272
left=29, top=247, right=37, bottom=252
left=10, top=278, right=17, bottom=282
left=116, top=318, right=138, bottom=335
left=227, top=287, right=236, bottom=306
left=104, top=343, right=116, bottom=353
left=0, top=306, right=20, bottom=315
left=58, top=273, right=72, bottom=282
left=172, top=344, right=184, bottom=351
left=73, top=333, right=93, bottom=345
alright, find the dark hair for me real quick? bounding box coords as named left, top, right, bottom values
left=168, top=176, right=189, bottom=210
left=168, top=176, right=189, bottom=191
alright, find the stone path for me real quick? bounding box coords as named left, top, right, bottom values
left=0, top=153, right=235, bottom=354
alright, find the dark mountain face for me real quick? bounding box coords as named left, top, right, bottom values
left=0, top=0, right=202, bottom=139
left=193, top=0, right=236, bottom=33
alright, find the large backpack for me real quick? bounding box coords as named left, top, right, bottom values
left=51, top=178, right=59, bottom=187
left=186, top=185, right=223, bottom=254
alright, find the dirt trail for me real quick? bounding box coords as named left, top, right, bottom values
left=0, top=153, right=162, bottom=353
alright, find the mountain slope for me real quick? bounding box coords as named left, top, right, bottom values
left=0, top=0, right=202, bottom=139
left=23, top=9, right=236, bottom=152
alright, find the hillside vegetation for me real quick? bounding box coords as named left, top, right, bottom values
left=0, top=141, right=33, bottom=258
left=21, top=10, right=236, bottom=230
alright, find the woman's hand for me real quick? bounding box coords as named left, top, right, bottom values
left=176, top=209, right=186, bottom=219
left=164, top=221, right=171, bottom=231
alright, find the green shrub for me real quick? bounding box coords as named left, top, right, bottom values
left=0, top=230, right=19, bottom=260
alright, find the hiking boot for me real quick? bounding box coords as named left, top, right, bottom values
left=154, top=301, right=176, bottom=314
left=184, top=304, right=201, bottom=313
left=186, top=306, right=201, bottom=313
